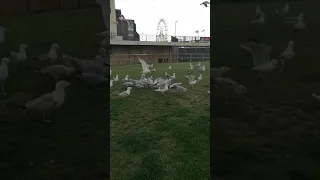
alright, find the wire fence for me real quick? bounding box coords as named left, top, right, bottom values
left=110, top=53, right=211, bottom=66
left=111, top=33, right=210, bottom=43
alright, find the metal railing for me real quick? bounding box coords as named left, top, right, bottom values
left=110, top=53, right=210, bottom=66
left=110, top=33, right=210, bottom=43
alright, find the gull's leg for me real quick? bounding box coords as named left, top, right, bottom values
left=1, top=83, right=7, bottom=96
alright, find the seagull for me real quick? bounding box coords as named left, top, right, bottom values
left=251, top=14, right=265, bottom=25
left=77, top=73, right=109, bottom=90
left=280, top=41, right=295, bottom=69
left=312, top=93, right=320, bottom=101
left=122, top=75, right=129, bottom=81
left=188, top=64, right=193, bottom=70
left=252, top=59, right=278, bottom=81
left=294, top=16, right=306, bottom=32
left=35, top=44, right=60, bottom=63
left=123, top=81, right=134, bottom=87
left=151, top=67, right=156, bottom=72
left=155, top=84, right=169, bottom=95
left=211, top=66, right=230, bottom=77
left=198, top=74, right=203, bottom=81
left=0, top=26, right=7, bottom=44
left=24, top=81, right=71, bottom=122
left=276, top=2, right=289, bottom=15
left=40, top=65, right=75, bottom=82
left=200, top=1, right=210, bottom=7
left=169, top=82, right=182, bottom=88
left=170, top=73, right=176, bottom=80
left=212, top=77, right=247, bottom=103
left=138, top=57, right=150, bottom=73
left=110, top=79, right=113, bottom=88
left=200, top=64, right=206, bottom=71
left=110, top=70, right=112, bottom=76
left=0, top=58, right=10, bottom=96
left=185, top=75, right=198, bottom=87
left=118, top=87, right=132, bottom=97
left=256, top=4, right=267, bottom=17
left=113, top=75, right=119, bottom=81
left=168, top=64, right=172, bottom=70
left=240, top=41, right=272, bottom=67
left=10, top=44, right=28, bottom=63
left=252, top=59, right=278, bottom=72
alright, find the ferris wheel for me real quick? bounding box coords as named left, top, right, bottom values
left=156, top=18, right=168, bottom=42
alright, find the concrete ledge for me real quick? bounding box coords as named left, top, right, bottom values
left=110, top=40, right=210, bottom=47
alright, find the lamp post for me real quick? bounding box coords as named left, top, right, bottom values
left=202, top=29, right=205, bottom=37
left=175, top=21, right=178, bottom=37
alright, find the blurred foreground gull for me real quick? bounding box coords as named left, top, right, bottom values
left=24, top=81, right=71, bottom=123
left=256, top=5, right=267, bottom=16
left=211, top=66, right=230, bottom=77
left=240, top=40, right=272, bottom=67
left=294, top=16, right=306, bottom=32
left=0, top=26, right=7, bottom=44
left=77, top=72, right=108, bottom=90
left=276, top=2, right=289, bottom=15
left=138, top=57, right=150, bottom=73
left=10, top=44, right=28, bottom=63
left=40, top=65, right=75, bottom=82
left=118, top=87, right=132, bottom=97
left=280, top=41, right=295, bottom=69
left=0, top=58, right=10, bottom=96
left=251, top=14, right=265, bottom=25
left=200, top=1, right=210, bottom=7
left=213, top=77, right=247, bottom=103
left=36, top=44, right=60, bottom=63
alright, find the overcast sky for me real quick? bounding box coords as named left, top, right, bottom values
left=114, top=0, right=210, bottom=37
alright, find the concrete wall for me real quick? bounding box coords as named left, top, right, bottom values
left=110, top=45, right=173, bottom=66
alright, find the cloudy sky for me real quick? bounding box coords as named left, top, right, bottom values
left=114, top=0, right=210, bottom=37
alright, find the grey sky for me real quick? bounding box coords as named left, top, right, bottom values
left=115, top=0, right=210, bottom=37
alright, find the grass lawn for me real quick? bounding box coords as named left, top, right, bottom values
left=212, top=1, right=320, bottom=179
left=110, top=62, right=210, bottom=179
left=0, top=9, right=109, bottom=179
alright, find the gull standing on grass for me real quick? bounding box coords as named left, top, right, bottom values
left=294, top=16, right=306, bottom=32
left=10, top=44, right=28, bottom=72
left=110, top=79, right=113, bottom=88
left=118, top=87, right=132, bottom=97
left=23, top=81, right=71, bottom=123
left=168, top=64, right=172, bottom=70
left=35, top=44, right=60, bottom=63
left=280, top=41, right=295, bottom=70
left=155, top=84, right=169, bottom=95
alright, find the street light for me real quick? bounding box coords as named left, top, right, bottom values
left=175, top=21, right=178, bottom=37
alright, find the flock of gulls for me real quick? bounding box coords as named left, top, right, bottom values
left=211, top=1, right=315, bottom=104
left=0, top=27, right=109, bottom=122
left=110, top=58, right=208, bottom=98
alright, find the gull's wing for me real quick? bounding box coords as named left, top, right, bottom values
left=240, top=42, right=271, bottom=66
left=185, top=75, right=195, bottom=82
left=138, top=58, right=148, bottom=71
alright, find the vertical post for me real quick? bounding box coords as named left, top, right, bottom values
left=175, top=21, right=178, bottom=37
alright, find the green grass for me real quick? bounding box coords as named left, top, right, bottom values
left=0, top=9, right=109, bottom=179
left=212, top=1, right=320, bottom=179
left=110, top=62, right=210, bottom=179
